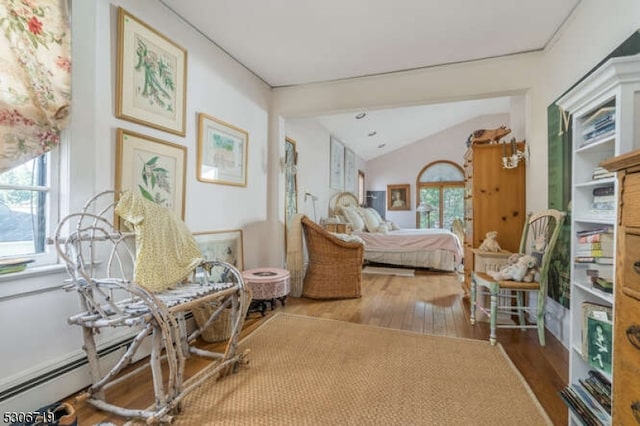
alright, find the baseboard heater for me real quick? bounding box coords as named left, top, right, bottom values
left=0, top=312, right=195, bottom=404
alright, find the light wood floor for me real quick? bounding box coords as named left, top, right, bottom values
left=65, top=270, right=568, bottom=425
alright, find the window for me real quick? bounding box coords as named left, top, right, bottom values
left=416, top=161, right=464, bottom=229
left=357, top=170, right=365, bottom=205
left=0, top=150, right=59, bottom=266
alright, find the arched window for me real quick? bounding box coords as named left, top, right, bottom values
left=416, top=160, right=464, bottom=229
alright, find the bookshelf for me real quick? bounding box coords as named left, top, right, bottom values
left=557, top=53, right=640, bottom=425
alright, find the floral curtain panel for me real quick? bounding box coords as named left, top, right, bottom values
left=0, top=0, right=71, bottom=173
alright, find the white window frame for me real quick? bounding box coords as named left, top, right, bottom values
left=0, top=148, right=60, bottom=268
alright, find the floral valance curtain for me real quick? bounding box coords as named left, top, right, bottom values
left=0, top=0, right=71, bottom=174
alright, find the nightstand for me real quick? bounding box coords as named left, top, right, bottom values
left=324, top=222, right=352, bottom=234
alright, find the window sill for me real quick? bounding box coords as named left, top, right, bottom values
left=0, top=264, right=67, bottom=300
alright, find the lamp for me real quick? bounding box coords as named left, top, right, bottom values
left=417, top=202, right=435, bottom=228
left=304, top=190, right=318, bottom=222
left=501, top=138, right=529, bottom=169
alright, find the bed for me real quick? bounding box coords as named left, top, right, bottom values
left=328, top=192, right=463, bottom=272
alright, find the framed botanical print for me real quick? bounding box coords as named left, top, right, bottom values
left=344, top=148, right=356, bottom=192
left=197, top=113, right=249, bottom=187
left=115, top=128, right=187, bottom=219
left=330, top=136, right=345, bottom=190
left=116, top=7, right=187, bottom=136
left=193, top=230, right=244, bottom=271
left=284, top=137, right=298, bottom=227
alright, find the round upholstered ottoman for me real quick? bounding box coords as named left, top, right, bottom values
left=241, top=267, right=290, bottom=316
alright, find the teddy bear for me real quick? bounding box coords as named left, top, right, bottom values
left=478, top=231, right=502, bottom=252
left=488, top=253, right=538, bottom=282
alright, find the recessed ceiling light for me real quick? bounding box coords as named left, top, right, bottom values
left=355, top=112, right=366, bottom=119
left=368, top=131, right=377, bottom=137
left=377, top=143, right=386, bottom=149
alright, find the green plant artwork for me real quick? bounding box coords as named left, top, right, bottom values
left=134, top=36, right=175, bottom=115
left=138, top=155, right=171, bottom=208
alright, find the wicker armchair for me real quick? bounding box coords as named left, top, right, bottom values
left=301, top=216, right=363, bottom=299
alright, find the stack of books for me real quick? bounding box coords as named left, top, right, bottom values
left=590, top=185, right=615, bottom=215
left=579, top=106, right=616, bottom=148
left=575, top=227, right=614, bottom=292
left=591, top=166, right=615, bottom=181
left=560, top=370, right=611, bottom=426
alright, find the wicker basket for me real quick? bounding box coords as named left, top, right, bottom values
left=193, top=287, right=252, bottom=342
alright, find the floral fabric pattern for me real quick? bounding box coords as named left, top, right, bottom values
left=0, top=0, right=71, bottom=173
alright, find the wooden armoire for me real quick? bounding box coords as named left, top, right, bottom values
left=463, top=142, right=526, bottom=293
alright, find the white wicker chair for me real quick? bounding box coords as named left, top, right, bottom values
left=54, top=191, right=249, bottom=423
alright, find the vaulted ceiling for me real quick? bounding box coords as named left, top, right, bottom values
left=160, top=0, right=580, bottom=158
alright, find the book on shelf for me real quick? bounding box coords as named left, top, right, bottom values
left=577, top=232, right=613, bottom=244
left=581, top=302, right=613, bottom=363
left=575, top=249, right=612, bottom=258
left=592, top=194, right=615, bottom=204
left=591, top=167, right=615, bottom=180
left=582, top=106, right=615, bottom=126
left=585, top=267, right=614, bottom=293
left=590, top=202, right=615, bottom=212
left=574, top=256, right=614, bottom=265
left=576, top=240, right=614, bottom=252
left=583, top=125, right=615, bottom=143
left=586, top=316, right=613, bottom=374
left=579, top=372, right=612, bottom=415
left=592, top=186, right=615, bottom=196
left=576, top=227, right=614, bottom=237
left=560, top=386, right=605, bottom=426
left=572, top=382, right=611, bottom=424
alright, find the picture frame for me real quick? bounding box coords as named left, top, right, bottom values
left=330, top=136, right=345, bottom=190
left=116, top=7, right=187, bottom=136
left=344, top=148, right=356, bottom=192
left=197, top=113, right=249, bottom=187
left=387, top=184, right=410, bottom=211
left=193, top=229, right=244, bottom=272
left=284, top=137, right=298, bottom=230
left=115, top=128, right=187, bottom=219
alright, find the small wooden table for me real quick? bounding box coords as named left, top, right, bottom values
left=242, top=267, right=291, bottom=316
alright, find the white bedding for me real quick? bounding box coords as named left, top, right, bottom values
left=354, top=228, right=463, bottom=272
left=328, top=192, right=463, bottom=272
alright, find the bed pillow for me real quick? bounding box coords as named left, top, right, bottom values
left=368, top=208, right=384, bottom=223
left=341, top=205, right=366, bottom=232
left=358, top=207, right=382, bottom=232
left=386, top=220, right=401, bottom=231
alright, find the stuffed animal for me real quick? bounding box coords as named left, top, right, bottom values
left=488, top=253, right=538, bottom=282
left=478, top=231, right=502, bottom=252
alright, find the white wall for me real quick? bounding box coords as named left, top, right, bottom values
left=0, top=0, right=272, bottom=414
left=285, top=118, right=366, bottom=222
left=366, top=113, right=510, bottom=228
left=271, top=0, right=640, bottom=347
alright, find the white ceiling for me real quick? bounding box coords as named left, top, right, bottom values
left=161, top=0, right=580, bottom=158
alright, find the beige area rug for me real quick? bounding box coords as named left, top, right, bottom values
left=170, top=313, right=551, bottom=425
left=362, top=265, right=415, bottom=277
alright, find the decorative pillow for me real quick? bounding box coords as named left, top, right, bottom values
left=341, top=205, right=365, bottom=232
left=358, top=207, right=381, bottom=232
left=331, top=233, right=365, bottom=244
left=376, top=223, right=390, bottom=233
left=367, top=207, right=384, bottom=224
left=386, top=220, right=401, bottom=231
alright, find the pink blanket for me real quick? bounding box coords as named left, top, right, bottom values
left=355, top=228, right=463, bottom=263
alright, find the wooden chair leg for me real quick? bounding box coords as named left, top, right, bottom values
left=516, top=291, right=526, bottom=330
left=489, top=286, right=498, bottom=345
left=537, top=300, right=546, bottom=346
left=470, top=274, right=477, bottom=325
